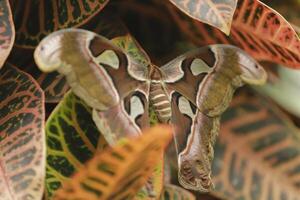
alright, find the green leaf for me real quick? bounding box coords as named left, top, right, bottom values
left=0, top=64, right=45, bottom=200
left=0, top=0, right=15, bottom=68
left=45, top=91, right=108, bottom=198
left=169, top=0, right=237, bottom=35
left=52, top=125, right=173, bottom=200
left=111, top=34, right=151, bottom=67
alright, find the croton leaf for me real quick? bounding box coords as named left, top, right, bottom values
left=110, top=34, right=150, bottom=67
left=7, top=1, right=111, bottom=102
left=211, top=89, right=300, bottom=199
left=52, top=125, right=172, bottom=200
left=0, top=64, right=45, bottom=200
left=169, top=0, right=237, bottom=35
left=45, top=91, right=108, bottom=198
left=0, top=0, right=15, bottom=68
left=166, top=0, right=300, bottom=68
left=161, top=184, right=195, bottom=200
left=7, top=48, right=69, bottom=103
left=9, top=0, right=110, bottom=48
left=261, top=0, right=300, bottom=27
left=8, top=12, right=128, bottom=103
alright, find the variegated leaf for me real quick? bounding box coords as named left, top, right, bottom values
left=169, top=0, right=237, bottom=35
left=45, top=91, right=108, bottom=198
left=8, top=12, right=126, bottom=103
left=161, top=184, right=195, bottom=200
left=52, top=125, right=172, bottom=200
left=167, top=0, right=300, bottom=68
left=261, top=0, right=300, bottom=27
left=0, top=64, right=45, bottom=200
left=211, top=90, right=300, bottom=199
left=110, top=34, right=150, bottom=67
left=0, top=0, right=15, bottom=68
left=7, top=2, right=112, bottom=102
left=8, top=48, right=69, bottom=103
left=9, top=0, right=110, bottom=48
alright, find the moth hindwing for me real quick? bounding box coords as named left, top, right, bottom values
left=34, top=29, right=267, bottom=192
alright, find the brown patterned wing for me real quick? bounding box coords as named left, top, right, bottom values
left=34, top=29, right=151, bottom=144
left=161, top=44, right=266, bottom=116
left=34, top=29, right=150, bottom=111
left=92, top=34, right=151, bottom=144
left=0, top=0, right=14, bottom=68
left=169, top=92, right=218, bottom=192
left=160, top=44, right=266, bottom=192
left=93, top=90, right=150, bottom=145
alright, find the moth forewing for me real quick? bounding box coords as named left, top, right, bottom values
left=34, top=29, right=268, bottom=193
left=162, top=45, right=267, bottom=192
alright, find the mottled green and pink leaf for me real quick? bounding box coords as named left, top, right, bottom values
left=169, top=0, right=237, bottom=35
left=0, top=64, right=45, bottom=200
left=0, top=0, right=14, bottom=68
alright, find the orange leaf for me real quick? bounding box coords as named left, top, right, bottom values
left=53, top=125, right=172, bottom=200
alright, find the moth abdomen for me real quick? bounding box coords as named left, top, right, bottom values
left=149, top=82, right=171, bottom=123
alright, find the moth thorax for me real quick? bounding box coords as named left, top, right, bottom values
left=149, top=82, right=171, bottom=123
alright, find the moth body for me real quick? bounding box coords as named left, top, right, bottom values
left=149, top=82, right=171, bottom=123
left=149, top=65, right=172, bottom=123
left=34, top=29, right=267, bottom=193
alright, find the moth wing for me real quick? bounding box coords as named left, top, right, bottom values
left=34, top=28, right=150, bottom=111
left=160, top=46, right=224, bottom=191
left=168, top=92, right=216, bottom=192
left=93, top=90, right=150, bottom=145
left=160, top=46, right=215, bottom=110
left=161, top=45, right=266, bottom=116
